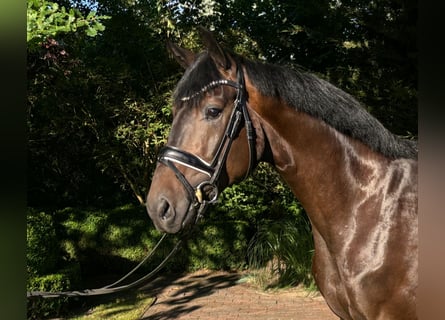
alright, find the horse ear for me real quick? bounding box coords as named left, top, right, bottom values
left=166, top=40, right=196, bottom=69
left=198, top=26, right=231, bottom=70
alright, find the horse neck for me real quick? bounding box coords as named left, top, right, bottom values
left=250, top=94, right=390, bottom=234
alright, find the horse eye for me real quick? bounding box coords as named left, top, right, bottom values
left=206, top=107, right=222, bottom=119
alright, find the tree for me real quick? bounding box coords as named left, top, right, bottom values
left=27, top=0, right=114, bottom=206
left=27, top=0, right=109, bottom=50
left=155, top=0, right=417, bottom=135
left=27, top=0, right=176, bottom=206
left=27, top=0, right=417, bottom=208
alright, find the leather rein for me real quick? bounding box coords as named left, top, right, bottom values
left=27, top=233, right=181, bottom=298
left=27, top=63, right=255, bottom=299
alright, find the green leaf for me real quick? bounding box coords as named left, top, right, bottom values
left=27, top=0, right=110, bottom=48
left=85, top=27, right=97, bottom=37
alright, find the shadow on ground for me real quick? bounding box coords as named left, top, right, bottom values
left=139, top=271, right=241, bottom=320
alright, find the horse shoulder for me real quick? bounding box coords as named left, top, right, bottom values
left=312, top=157, right=417, bottom=319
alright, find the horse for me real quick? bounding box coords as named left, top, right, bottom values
left=146, top=28, right=418, bottom=320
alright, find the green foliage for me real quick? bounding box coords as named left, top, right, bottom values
left=27, top=0, right=109, bottom=49
left=184, top=219, right=250, bottom=271
left=27, top=209, right=82, bottom=319
left=26, top=1, right=418, bottom=313
left=27, top=274, right=69, bottom=319
left=27, top=264, right=81, bottom=319
left=26, top=202, right=281, bottom=277
left=217, top=165, right=280, bottom=219
left=27, top=0, right=417, bottom=209
left=26, top=199, right=313, bottom=316
left=157, top=0, right=417, bottom=135
left=47, top=204, right=250, bottom=274
left=96, top=96, right=172, bottom=204
left=27, top=1, right=176, bottom=207
left=53, top=205, right=152, bottom=274
left=26, top=209, right=59, bottom=275
left=214, top=164, right=316, bottom=288
left=248, top=217, right=315, bottom=288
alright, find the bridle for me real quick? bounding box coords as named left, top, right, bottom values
left=158, top=62, right=256, bottom=223
left=27, top=62, right=256, bottom=300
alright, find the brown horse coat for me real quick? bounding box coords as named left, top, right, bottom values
left=146, top=29, right=417, bottom=319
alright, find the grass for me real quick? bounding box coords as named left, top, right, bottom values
left=67, top=292, right=155, bottom=320
left=247, top=218, right=316, bottom=289
left=28, top=202, right=317, bottom=318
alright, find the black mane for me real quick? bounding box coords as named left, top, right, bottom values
left=242, top=58, right=417, bottom=159
left=174, top=53, right=417, bottom=160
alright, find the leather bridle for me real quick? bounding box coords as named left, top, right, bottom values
left=158, top=63, right=256, bottom=223
left=27, top=63, right=256, bottom=300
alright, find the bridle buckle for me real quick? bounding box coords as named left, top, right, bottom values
left=195, top=181, right=219, bottom=204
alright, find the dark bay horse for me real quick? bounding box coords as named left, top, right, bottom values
left=146, top=29, right=418, bottom=319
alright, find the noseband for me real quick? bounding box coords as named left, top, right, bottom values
left=157, top=64, right=256, bottom=220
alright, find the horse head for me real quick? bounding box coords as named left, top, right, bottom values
left=146, top=28, right=264, bottom=233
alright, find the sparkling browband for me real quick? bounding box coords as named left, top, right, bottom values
left=180, top=79, right=240, bottom=102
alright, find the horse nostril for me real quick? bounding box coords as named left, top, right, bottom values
left=159, top=198, right=173, bottom=221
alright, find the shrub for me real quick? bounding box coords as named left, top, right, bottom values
left=55, top=205, right=156, bottom=275
left=26, top=209, right=59, bottom=275
left=27, top=209, right=82, bottom=319
left=247, top=216, right=315, bottom=289
left=184, top=219, right=250, bottom=271
left=27, top=266, right=78, bottom=319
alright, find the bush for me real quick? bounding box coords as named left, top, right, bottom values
left=184, top=219, right=250, bottom=271
left=50, top=205, right=250, bottom=275
left=27, top=209, right=82, bottom=319
left=247, top=216, right=315, bottom=289
left=54, top=205, right=157, bottom=275
left=26, top=189, right=316, bottom=316
left=27, top=266, right=78, bottom=320
left=210, top=163, right=316, bottom=288
left=26, top=209, right=59, bottom=275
